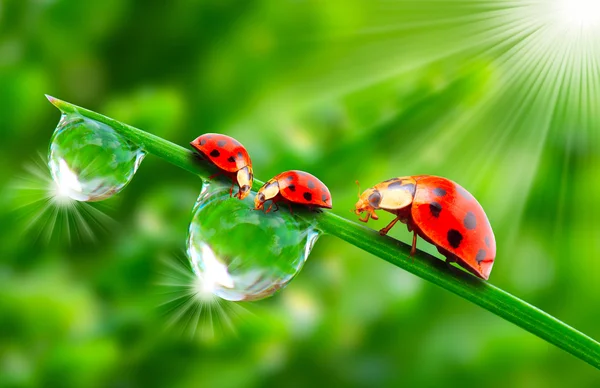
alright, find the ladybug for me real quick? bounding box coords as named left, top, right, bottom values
left=190, top=133, right=253, bottom=200
left=254, top=170, right=332, bottom=212
left=355, top=175, right=495, bottom=280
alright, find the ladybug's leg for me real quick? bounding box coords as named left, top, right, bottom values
left=379, top=217, right=400, bottom=236
left=265, top=200, right=280, bottom=213
left=287, top=202, right=293, bottom=215
left=230, top=177, right=240, bottom=198
left=265, top=201, right=274, bottom=213
left=208, top=171, right=222, bottom=180
left=410, top=231, right=418, bottom=256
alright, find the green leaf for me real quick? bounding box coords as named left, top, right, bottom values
left=46, top=95, right=600, bottom=370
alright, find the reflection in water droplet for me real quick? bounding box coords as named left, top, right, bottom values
left=187, top=183, right=320, bottom=302
left=48, top=114, right=145, bottom=202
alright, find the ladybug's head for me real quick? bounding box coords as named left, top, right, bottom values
left=254, top=179, right=279, bottom=210
left=354, top=184, right=381, bottom=222
left=254, top=191, right=266, bottom=210
left=236, top=166, right=253, bottom=200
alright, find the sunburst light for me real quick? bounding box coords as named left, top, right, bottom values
left=11, top=153, right=115, bottom=244
left=156, top=254, right=251, bottom=339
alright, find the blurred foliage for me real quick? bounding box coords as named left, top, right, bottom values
left=1, top=0, right=599, bottom=387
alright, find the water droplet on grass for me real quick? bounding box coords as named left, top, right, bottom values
left=187, top=183, right=320, bottom=301
left=48, top=114, right=145, bottom=201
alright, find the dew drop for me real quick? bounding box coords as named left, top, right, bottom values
left=187, top=183, right=320, bottom=302
left=48, top=114, right=146, bottom=201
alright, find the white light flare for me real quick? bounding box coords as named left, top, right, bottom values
left=156, top=254, right=250, bottom=339
left=49, top=158, right=88, bottom=201
left=556, top=0, right=600, bottom=29
left=12, top=154, right=114, bottom=244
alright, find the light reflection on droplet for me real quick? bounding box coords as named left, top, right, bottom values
left=54, top=158, right=84, bottom=199
left=48, top=114, right=145, bottom=202
left=192, top=241, right=235, bottom=290
left=187, top=183, right=321, bottom=302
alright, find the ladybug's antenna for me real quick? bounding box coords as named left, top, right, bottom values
left=355, top=180, right=361, bottom=198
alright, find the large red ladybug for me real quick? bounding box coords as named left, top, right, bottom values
left=255, top=170, right=332, bottom=212
left=190, top=133, right=253, bottom=200
left=355, top=175, right=495, bottom=280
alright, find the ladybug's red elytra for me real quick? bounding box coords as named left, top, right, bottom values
left=255, top=170, right=332, bottom=213
left=355, top=175, right=495, bottom=280
left=190, top=133, right=253, bottom=200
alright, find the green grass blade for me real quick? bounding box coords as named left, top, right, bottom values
left=46, top=95, right=600, bottom=369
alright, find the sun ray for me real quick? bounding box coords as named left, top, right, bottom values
left=407, top=15, right=548, bottom=171
left=155, top=253, right=253, bottom=340
left=502, top=42, right=576, bottom=245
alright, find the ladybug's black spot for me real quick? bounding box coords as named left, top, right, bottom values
left=200, top=139, right=207, bottom=146
left=447, top=229, right=463, bottom=249
left=485, top=236, right=491, bottom=248
left=303, top=192, right=313, bottom=201
left=217, top=140, right=227, bottom=147
left=288, top=185, right=296, bottom=192
left=322, top=194, right=328, bottom=202
left=402, top=183, right=416, bottom=194
left=307, top=180, right=316, bottom=189
left=227, top=156, right=236, bottom=163
left=475, top=249, right=486, bottom=263
left=433, top=187, right=446, bottom=197
left=210, top=149, right=220, bottom=157
left=388, top=181, right=416, bottom=195
left=429, top=202, right=442, bottom=218
left=464, top=211, right=477, bottom=230
left=368, top=190, right=382, bottom=208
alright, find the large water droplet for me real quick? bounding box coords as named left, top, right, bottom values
left=187, top=183, right=320, bottom=302
left=48, top=114, right=145, bottom=201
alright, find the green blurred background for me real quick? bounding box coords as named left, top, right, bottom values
left=1, top=0, right=599, bottom=386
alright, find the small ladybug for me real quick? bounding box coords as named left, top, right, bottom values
left=190, top=133, right=253, bottom=200
left=355, top=175, right=495, bottom=280
left=255, top=170, right=332, bottom=212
